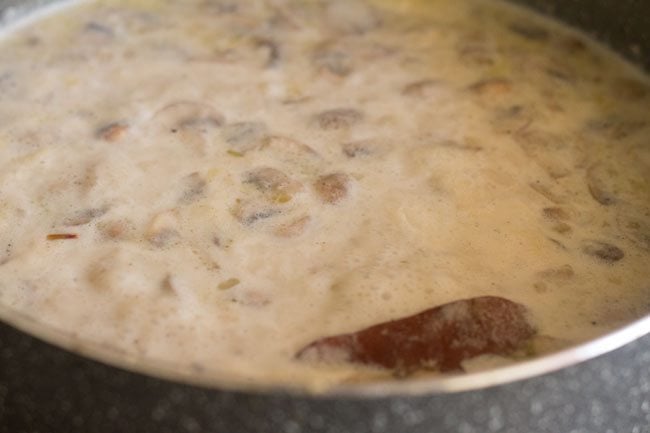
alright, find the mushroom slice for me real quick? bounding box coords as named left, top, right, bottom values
left=231, top=199, right=280, bottom=226
left=153, top=101, right=224, bottom=133
left=313, top=173, right=350, bottom=204
left=341, top=139, right=386, bottom=158
left=514, top=130, right=582, bottom=179
left=274, top=215, right=311, bottom=238
left=313, top=43, right=353, bottom=77
left=581, top=240, right=625, bottom=263
left=617, top=208, right=650, bottom=252
left=145, top=210, right=180, bottom=247
left=244, top=166, right=302, bottom=198
left=260, top=135, right=321, bottom=169
left=401, top=79, right=440, bottom=98
left=96, top=122, right=128, bottom=142
left=62, top=206, right=109, bottom=226
left=467, top=78, right=513, bottom=97
left=296, top=296, right=536, bottom=374
left=178, top=172, right=207, bottom=205
left=221, top=121, right=268, bottom=153
left=312, top=108, right=363, bottom=131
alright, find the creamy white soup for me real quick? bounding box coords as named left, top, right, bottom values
left=0, top=0, right=648, bottom=391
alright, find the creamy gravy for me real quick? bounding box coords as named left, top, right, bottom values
left=0, top=0, right=648, bottom=390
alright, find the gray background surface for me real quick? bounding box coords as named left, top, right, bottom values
left=1, top=321, right=650, bottom=433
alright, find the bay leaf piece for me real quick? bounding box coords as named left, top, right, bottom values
left=296, top=296, right=536, bottom=374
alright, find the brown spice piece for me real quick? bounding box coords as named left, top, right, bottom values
left=47, top=233, right=78, bottom=240
left=581, top=240, right=625, bottom=263
left=296, top=296, right=536, bottom=374
left=313, top=173, right=350, bottom=204
left=313, top=108, right=363, bottom=131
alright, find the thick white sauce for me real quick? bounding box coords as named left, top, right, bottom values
left=0, top=0, right=648, bottom=390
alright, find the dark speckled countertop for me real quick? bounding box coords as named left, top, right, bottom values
left=1, top=320, right=649, bottom=433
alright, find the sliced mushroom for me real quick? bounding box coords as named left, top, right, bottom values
left=617, top=209, right=650, bottom=252
left=153, top=101, right=224, bottom=133
left=97, top=218, right=135, bottom=240
left=84, top=21, right=114, bottom=37
left=581, top=240, right=624, bottom=263
left=401, top=79, right=440, bottom=98
left=455, top=32, right=496, bottom=67
left=542, top=207, right=570, bottom=221
left=296, top=296, right=536, bottom=374
left=313, top=108, right=363, bottom=131
left=313, top=43, right=353, bottom=77
left=258, top=135, right=321, bottom=170
left=222, top=121, right=268, bottom=153
left=457, top=43, right=495, bottom=67
left=529, top=182, right=564, bottom=204
left=96, top=122, right=128, bottom=142
left=514, top=130, right=581, bottom=179
left=313, top=173, right=350, bottom=204
left=243, top=167, right=302, bottom=198
left=261, top=135, right=319, bottom=158
left=254, top=37, right=280, bottom=68
left=231, top=199, right=280, bottom=226
left=491, top=105, right=536, bottom=134
left=146, top=210, right=180, bottom=247
left=467, top=78, right=513, bottom=97
left=274, top=215, right=311, bottom=238
left=62, top=206, right=109, bottom=226
left=178, top=172, right=206, bottom=205
left=341, top=139, right=386, bottom=158
left=584, top=116, right=646, bottom=140
left=586, top=163, right=617, bottom=206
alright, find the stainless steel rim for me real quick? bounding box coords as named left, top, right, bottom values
left=2, top=301, right=649, bottom=397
